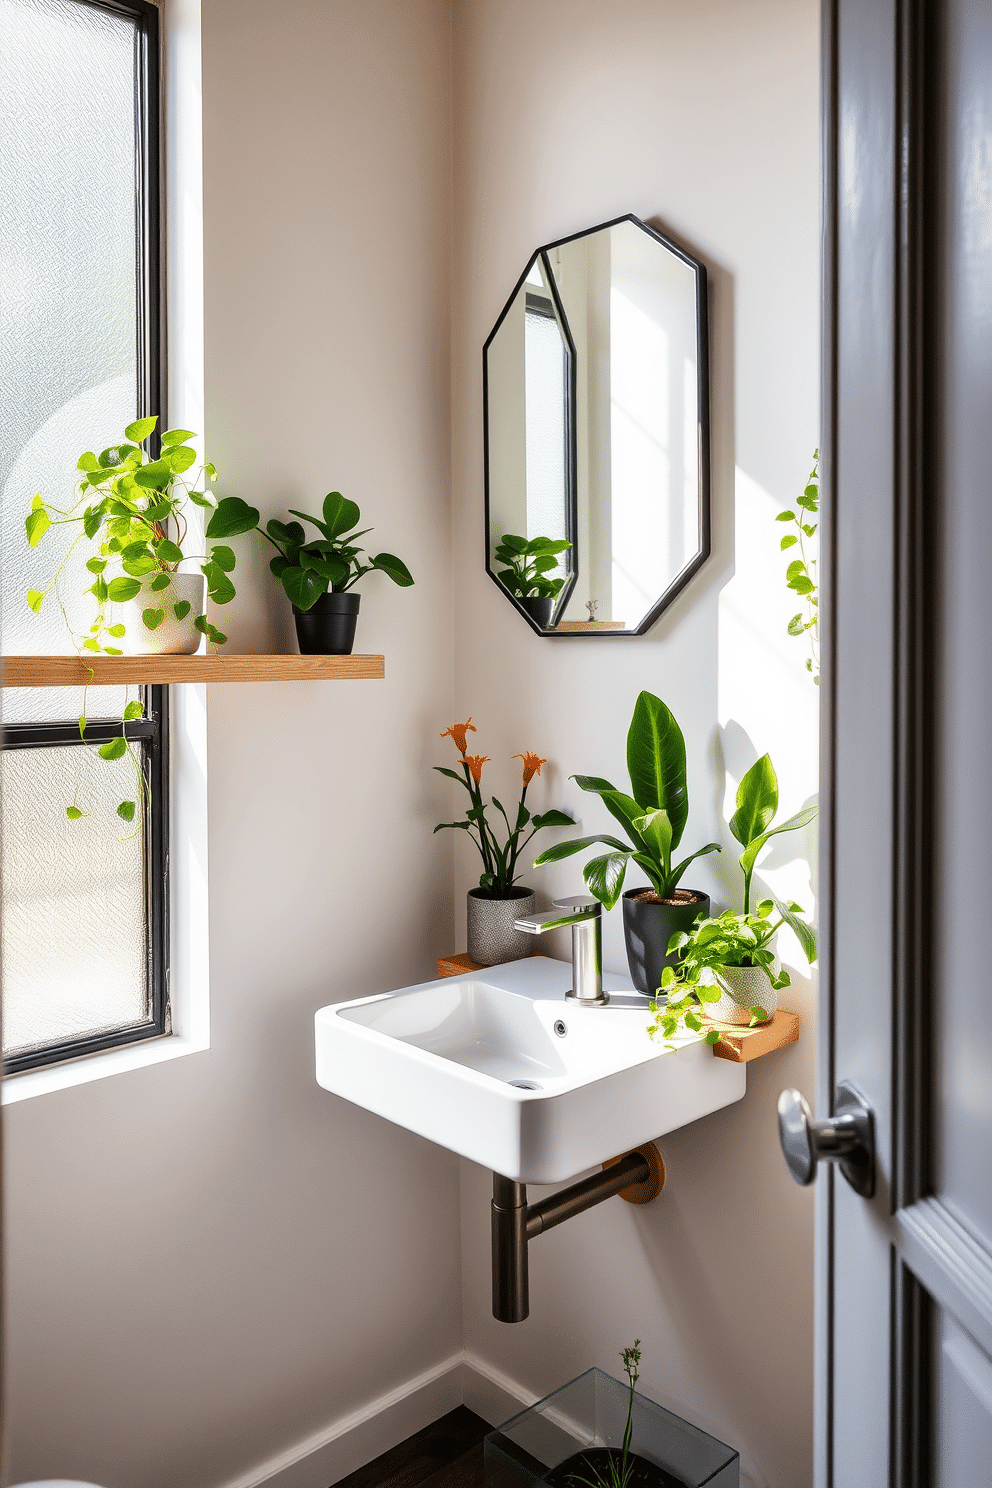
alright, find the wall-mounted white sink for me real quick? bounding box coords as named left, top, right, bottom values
left=314, top=956, right=745, bottom=1184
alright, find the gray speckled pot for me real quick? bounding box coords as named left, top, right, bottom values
left=706, top=959, right=779, bottom=1025
left=466, top=887, right=536, bottom=966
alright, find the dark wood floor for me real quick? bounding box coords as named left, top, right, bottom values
left=332, top=1407, right=491, bottom=1488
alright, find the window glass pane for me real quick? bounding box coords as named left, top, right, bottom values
left=0, top=0, right=138, bottom=722
left=1, top=745, right=150, bottom=1058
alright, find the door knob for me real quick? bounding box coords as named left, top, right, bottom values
left=777, top=1080, right=875, bottom=1197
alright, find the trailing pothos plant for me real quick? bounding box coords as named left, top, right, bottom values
left=493, top=533, right=572, bottom=602
left=777, top=450, right=819, bottom=684
left=533, top=691, right=720, bottom=907
left=258, top=491, right=413, bottom=610
left=648, top=753, right=818, bottom=1045
left=647, top=902, right=809, bottom=1046
left=434, top=719, right=574, bottom=896
left=24, top=415, right=258, bottom=828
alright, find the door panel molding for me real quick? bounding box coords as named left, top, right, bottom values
left=899, top=1200, right=992, bottom=1359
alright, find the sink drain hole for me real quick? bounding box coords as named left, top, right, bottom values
left=508, top=1079, right=542, bottom=1090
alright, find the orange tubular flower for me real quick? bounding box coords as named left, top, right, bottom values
left=440, top=718, right=477, bottom=756
left=514, top=752, right=547, bottom=787
left=463, top=754, right=490, bottom=783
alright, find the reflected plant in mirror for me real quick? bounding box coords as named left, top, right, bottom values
left=493, top=533, right=572, bottom=628
left=484, top=215, right=710, bottom=635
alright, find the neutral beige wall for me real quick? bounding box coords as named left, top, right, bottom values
left=450, top=3, right=820, bottom=1487
left=1, top=3, right=461, bottom=1486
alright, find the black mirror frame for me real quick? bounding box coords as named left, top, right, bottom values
left=483, top=247, right=578, bottom=633
left=483, top=213, right=711, bottom=637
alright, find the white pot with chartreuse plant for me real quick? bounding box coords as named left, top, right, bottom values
left=434, top=718, right=575, bottom=966
left=649, top=753, right=818, bottom=1044
left=24, top=414, right=258, bottom=826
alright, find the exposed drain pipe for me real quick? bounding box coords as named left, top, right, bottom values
left=491, top=1143, right=665, bottom=1322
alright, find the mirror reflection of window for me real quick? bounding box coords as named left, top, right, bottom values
left=484, top=216, right=708, bottom=635
left=524, top=291, right=569, bottom=586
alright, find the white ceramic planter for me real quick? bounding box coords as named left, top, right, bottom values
left=706, top=957, right=779, bottom=1025
left=119, top=572, right=205, bottom=655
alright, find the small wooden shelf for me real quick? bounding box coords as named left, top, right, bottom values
left=0, top=654, right=385, bottom=687
left=436, top=954, right=800, bottom=1065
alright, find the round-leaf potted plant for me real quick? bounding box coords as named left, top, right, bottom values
left=435, top=719, right=575, bottom=966
left=259, top=491, right=413, bottom=654
left=534, top=691, right=721, bottom=995
left=493, top=533, right=572, bottom=627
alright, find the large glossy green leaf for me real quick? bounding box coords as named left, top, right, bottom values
left=626, top=691, right=688, bottom=847
left=583, top=851, right=629, bottom=909
left=771, top=893, right=818, bottom=965
left=206, top=497, right=260, bottom=538
left=729, top=754, right=778, bottom=847
left=322, top=491, right=360, bottom=539
left=280, top=565, right=327, bottom=611
left=533, top=834, right=629, bottom=866
left=740, top=803, right=820, bottom=877
left=632, top=808, right=672, bottom=870
left=531, top=809, right=575, bottom=829
left=668, top=841, right=722, bottom=890
left=571, top=776, right=648, bottom=852
left=372, top=552, right=414, bottom=586
left=124, top=416, right=158, bottom=443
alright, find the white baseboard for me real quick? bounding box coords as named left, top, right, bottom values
left=219, top=1351, right=534, bottom=1488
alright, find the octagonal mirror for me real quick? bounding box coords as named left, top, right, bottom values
left=484, top=214, right=710, bottom=635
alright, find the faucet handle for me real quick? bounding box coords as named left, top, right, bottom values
left=552, top=894, right=601, bottom=915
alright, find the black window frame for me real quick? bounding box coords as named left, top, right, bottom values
left=1, top=0, right=170, bottom=1075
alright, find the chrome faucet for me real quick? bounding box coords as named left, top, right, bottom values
left=513, top=894, right=607, bottom=1006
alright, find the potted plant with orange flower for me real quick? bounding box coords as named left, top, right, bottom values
left=436, top=719, right=575, bottom=966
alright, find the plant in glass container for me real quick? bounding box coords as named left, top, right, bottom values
left=493, top=533, right=572, bottom=627
left=258, top=491, right=413, bottom=655
left=24, top=415, right=258, bottom=826
left=435, top=719, right=574, bottom=966
left=533, top=691, right=721, bottom=995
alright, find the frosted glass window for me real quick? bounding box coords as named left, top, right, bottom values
left=1, top=747, right=150, bottom=1057
left=0, top=0, right=165, bottom=1070
left=0, top=0, right=139, bottom=722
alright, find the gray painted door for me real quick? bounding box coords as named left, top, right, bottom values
left=816, top=0, right=992, bottom=1482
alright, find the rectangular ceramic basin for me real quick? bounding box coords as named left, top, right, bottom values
left=314, top=956, right=745, bottom=1184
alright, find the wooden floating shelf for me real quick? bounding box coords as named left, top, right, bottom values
left=436, top=954, right=800, bottom=1066
left=0, top=654, right=385, bottom=687
left=706, top=1008, right=801, bottom=1064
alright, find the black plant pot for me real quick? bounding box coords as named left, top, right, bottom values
left=521, top=595, right=554, bottom=628
left=544, top=1448, right=680, bottom=1488
left=622, top=886, right=710, bottom=997
left=293, top=591, right=360, bottom=655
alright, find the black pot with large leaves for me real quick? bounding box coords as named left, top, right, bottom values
left=534, top=691, right=722, bottom=990
left=294, top=591, right=360, bottom=655
left=621, top=887, right=709, bottom=997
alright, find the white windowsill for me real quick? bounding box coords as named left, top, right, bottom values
left=2, top=1027, right=209, bottom=1104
